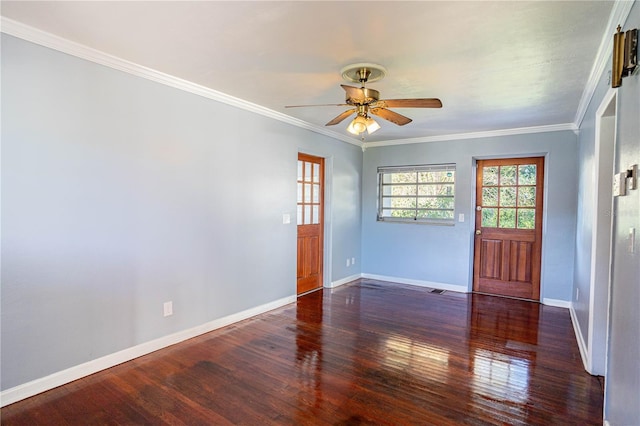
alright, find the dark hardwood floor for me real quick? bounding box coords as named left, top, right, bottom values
left=1, top=279, right=604, bottom=425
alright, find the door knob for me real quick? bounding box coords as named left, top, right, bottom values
left=475, top=230, right=482, bottom=235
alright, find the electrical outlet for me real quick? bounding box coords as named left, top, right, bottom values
left=351, top=257, right=356, bottom=265
left=163, top=301, right=173, bottom=317
left=346, top=258, right=350, bottom=267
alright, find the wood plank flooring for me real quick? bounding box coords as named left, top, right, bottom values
left=1, top=279, right=604, bottom=425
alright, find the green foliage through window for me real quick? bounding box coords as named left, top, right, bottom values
left=480, top=163, right=537, bottom=230
left=378, top=164, right=455, bottom=224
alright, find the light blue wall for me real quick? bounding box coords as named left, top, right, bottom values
left=574, top=3, right=640, bottom=423
left=572, top=57, right=613, bottom=376
left=603, top=4, right=640, bottom=423
left=0, top=35, right=362, bottom=390
left=361, top=131, right=579, bottom=301
left=573, top=3, right=640, bottom=424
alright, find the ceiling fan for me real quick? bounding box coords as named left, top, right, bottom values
left=285, top=63, right=442, bottom=136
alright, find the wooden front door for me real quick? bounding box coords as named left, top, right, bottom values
left=473, top=157, right=544, bottom=301
left=297, top=153, right=324, bottom=295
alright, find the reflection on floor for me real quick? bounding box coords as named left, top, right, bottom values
left=1, top=279, right=603, bottom=425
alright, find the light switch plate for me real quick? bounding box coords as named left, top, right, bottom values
left=613, top=172, right=627, bottom=196
left=163, top=301, right=173, bottom=317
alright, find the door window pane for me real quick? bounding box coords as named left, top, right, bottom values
left=312, top=206, right=319, bottom=224
left=517, top=187, right=536, bottom=207
left=518, top=164, right=536, bottom=185
left=499, top=187, right=517, bottom=207
left=482, top=166, right=499, bottom=186
left=304, top=161, right=312, bottom=181
left=500, top=166, right=517, bottom=186
left=304, top=184, right=311, bottom=203
left=517, top=209, right=535, bottom=229
left=304, top=205, right=311, bottom=225
left=499, top=208, right=516, bottom=228
left=482, top=208, right=498, bottom=227
left=482, top=187, right=499, bottom=206
left=313, top=163, right=320, bottom=183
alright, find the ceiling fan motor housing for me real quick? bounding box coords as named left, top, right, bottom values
left=347, top=88, right=380, bottom=105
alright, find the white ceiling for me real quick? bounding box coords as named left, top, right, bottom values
left=1, top=1, right=617, bottom=143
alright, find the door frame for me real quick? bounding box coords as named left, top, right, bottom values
left=587, top=87, right=617, bottom=375
left=470, top=154, right=549, bottom=299
left=298, top=150, right=333, bottom=290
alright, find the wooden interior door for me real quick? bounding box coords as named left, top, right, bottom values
left=473, top=157, right=544, bottom=301
left=297, top=153, right=324, bottom=295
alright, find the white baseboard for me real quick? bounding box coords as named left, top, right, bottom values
left=328, top=273, right=362, bottom=288
left=542, top=298, right=572, bottom=308
left=361, top=273, right=469, bottom=293
left=0, top=295, right=296, bottom=407
left=569, top=304, right=591, bottom=373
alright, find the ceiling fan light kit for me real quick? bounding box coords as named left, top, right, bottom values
left=347, top=115, right=368, bottom=135
left=365, top=117, right=381, bottom=133
left=285, top=62, right=442, bottom=137
left=346, top=114, right=381, bottom=136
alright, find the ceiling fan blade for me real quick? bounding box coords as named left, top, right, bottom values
left=369, top=108, right=412, bottom=126
left=341, top=84, right=365, bottom=102
left=375, top=98, right=442, bottom=108
left=325, top=109, right=356, bottom=126
left=285, top=103, right=349, bottom=108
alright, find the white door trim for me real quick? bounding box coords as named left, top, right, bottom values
left=587, top=87, right=617, bottom=375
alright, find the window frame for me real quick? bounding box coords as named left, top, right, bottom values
left=377, top=163, right=456, bottom=225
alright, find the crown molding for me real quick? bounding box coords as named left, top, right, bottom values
left=1, top=17, right=361, bottom=147
left=2, top=12, right=615, bottom=150
left=363, top=123, right=578, bottom=149
left=573, top=0, right=635, bottom=128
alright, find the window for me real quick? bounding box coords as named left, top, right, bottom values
left=297, top=156, right=322, bottom=225
left=479, top=162, right=537, bottom=229
left=377, top=164, right=456, bottom=224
